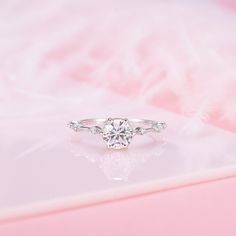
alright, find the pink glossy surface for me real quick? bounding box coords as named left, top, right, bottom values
left=0, top=177, right=236, bottom=235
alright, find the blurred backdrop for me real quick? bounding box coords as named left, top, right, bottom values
left=1, top=0, right=236, bottom=132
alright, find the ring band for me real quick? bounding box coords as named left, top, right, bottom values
left=68, top=118, right=167, bottom=149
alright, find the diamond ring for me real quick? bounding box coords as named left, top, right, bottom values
left=68, top=118, right=167, bottom=149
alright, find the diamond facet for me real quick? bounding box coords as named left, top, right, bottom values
left=102, top=118, right=133, bottom=149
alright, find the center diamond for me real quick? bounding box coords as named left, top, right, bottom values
left=102, top=118, right=133, bottom=149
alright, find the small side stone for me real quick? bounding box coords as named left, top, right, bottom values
left=134, top=127, right=145, bottom=135
left=90, top=126, right=102, bottom=135
left=68, top=121, right=82, bottom=132
left=152, top=122, right=167, bottom=132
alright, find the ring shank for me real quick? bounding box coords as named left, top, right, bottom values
left=68, top=118, right=167, bottom=149
left=79, top=118, right=162, bottom=129
left=68, top=118, right=167, bottom=136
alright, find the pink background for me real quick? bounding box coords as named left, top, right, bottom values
left=1, top=0, right=236, bottom=234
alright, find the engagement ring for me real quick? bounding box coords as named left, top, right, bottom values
left=68, top=118, right=167, bottom=149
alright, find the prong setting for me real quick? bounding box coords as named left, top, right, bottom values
left=102, top=118, right=133, bottom=149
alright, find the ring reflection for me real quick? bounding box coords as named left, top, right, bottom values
left=68, top=133, right=166, bottom=181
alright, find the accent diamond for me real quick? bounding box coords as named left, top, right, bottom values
left=102, top=118, right=133, bottom=149
left=68, top=121, right=83, bottom=131
left=152, top=122, right=167, bottom=132
left=90, top=126, right=102, bottom=135
left=134, top=127, right=145, bottom=135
